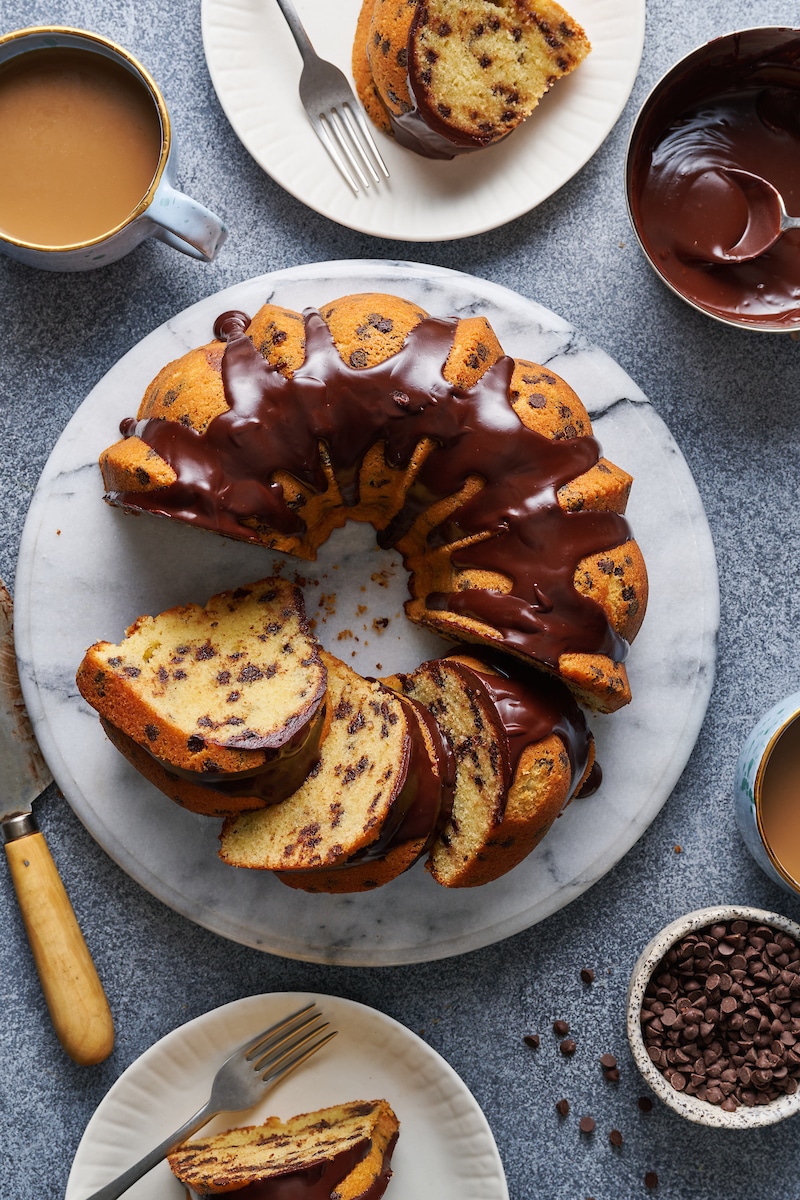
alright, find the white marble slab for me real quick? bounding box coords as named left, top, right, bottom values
left=14, top=260, right=719, bottom=965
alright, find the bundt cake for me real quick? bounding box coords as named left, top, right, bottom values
left=167, top=1099, right=399, bottom=1198
left=384, top=648, right=596, bottom=887
left=218, top=651, right=451, bottom=884
left=352, top=0, right=591, bottom=158
left=98, top=292, right=647, bottom=714
left=75, top=579, right=327, bottom=816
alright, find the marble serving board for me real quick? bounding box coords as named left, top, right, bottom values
left=14, top=261, right=719, bottom=965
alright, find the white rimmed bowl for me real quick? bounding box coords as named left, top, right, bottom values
left=627, top=905, right=800, bottom=1128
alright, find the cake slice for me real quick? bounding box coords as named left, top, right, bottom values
left=275, top=691, right=454, bottom=893
left=219, top=653, right=432, bottom=872
left=355, top=0, right=591, bottom=157
left=76, top=579, right=327, bottom=815
left=386, top=650, right=595, bottom=886
left=168, top=1099, right=399, bottom=1198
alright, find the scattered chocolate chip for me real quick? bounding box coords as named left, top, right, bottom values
left=553, top=1019, right=569, bottom=1037
left=579, top=1115, right=595, bottom=1134
left=580, top=968, right=595, bottom=984
left=645, top=1172, right=659, bottom=1189
left=604, top=1067, right=621, bottom=1082
left=609, top=1129, right=623, bottom=1147
left=555, top=1098, right=570, bottom=1116
left=560, top=1038, right=577, bottom=1056
left=638, top=1097, right=653, bottom=1112
left=599, top=1053, right=617, bottom=1069
left=523, top=1034, right=540, bottom=1049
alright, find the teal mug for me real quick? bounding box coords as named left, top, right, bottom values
left=0, top=26, right=227, bottom=270
left=733, top=691, right=800, bottom=897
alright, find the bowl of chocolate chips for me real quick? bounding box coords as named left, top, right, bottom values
left=627, top=906, right=800, bottom=1127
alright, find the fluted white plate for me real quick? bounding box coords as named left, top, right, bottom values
left=15, top=260, right=718, bottom=965
left=201, top=0, right=645, bottom=240
left=66, top=992, right=508, bottom=1200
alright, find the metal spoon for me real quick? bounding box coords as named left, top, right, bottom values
left=716, top=169, right=800, bottom=263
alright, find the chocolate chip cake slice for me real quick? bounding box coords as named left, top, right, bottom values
left=386, top=650, right=595, bottom=887
left=276, top=690, right=454, bottom=893
left=76, top=579, right=327, bottom=814
left=355, top=0, right=591, bottom=156
left=219, top=652, right=421, bottom=871
left=168, top=1099, right=399, bottom=1198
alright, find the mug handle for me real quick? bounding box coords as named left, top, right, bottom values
left=146, top=178, right=227, bottom=262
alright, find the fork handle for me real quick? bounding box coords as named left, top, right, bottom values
left=274, top=0, right=317, bottom=63
left=84, top=1101, right=216, bottom=1200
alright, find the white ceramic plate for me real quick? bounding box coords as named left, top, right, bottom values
left=66, top=992, right=509, bottom=1200
left=200, top=0, right=645, bottom=240
left=15, top=260, right=718, bottom=966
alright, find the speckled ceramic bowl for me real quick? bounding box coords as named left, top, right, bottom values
left=627, top=905, right=800, bottom=1128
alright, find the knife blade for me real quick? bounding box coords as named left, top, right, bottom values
left=0, top=580, right=114, bottom=1065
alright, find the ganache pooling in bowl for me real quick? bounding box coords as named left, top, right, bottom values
left=629, top=31, right=800, bottom=326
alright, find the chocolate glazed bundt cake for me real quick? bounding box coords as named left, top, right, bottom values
left=352, top=0, right=591, bottom=158
left=168, top=1099, right=399, bottom=1199
left=99, top=292, right=648, bottom=715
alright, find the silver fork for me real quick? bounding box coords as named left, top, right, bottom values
left=274, top=0, right=389, bottom=195
left=85, top=1002, right=336, bottom=1200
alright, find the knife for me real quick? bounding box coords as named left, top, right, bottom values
left=0, top=580, right=114, bottom=1065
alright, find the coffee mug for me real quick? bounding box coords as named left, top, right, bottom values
left=0, top=26, right=227, bottom=270
left=733, top=691, right=800, bottom=897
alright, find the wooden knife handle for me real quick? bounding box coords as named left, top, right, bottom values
left=5, top=829, right=115, bottom=1065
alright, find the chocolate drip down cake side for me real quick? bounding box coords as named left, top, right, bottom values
left=78, top=291, right=648, bottom=892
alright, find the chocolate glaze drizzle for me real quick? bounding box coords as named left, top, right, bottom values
left=113, top=306, right=631, bottom=671
left=445, top=648, right=595, bottom=806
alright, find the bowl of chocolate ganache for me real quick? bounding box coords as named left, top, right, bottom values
left=625, top=28, right=800, bottom=331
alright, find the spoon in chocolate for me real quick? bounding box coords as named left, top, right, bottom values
left=701, top=169, right=800, bottom=264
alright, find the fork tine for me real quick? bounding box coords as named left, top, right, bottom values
left=252, top=1018, right=330, bottom=1073
left=313, top=114, right=362, bottom=194
left=240, top=1001, right=318, bottom=1057
left=342, top=102, right=390, bottom=181
left=324, top=110, right=372, bottom=191
left=334, top=107, right=379, bottom=186
left=261, top=1029, right=338, bottom=1085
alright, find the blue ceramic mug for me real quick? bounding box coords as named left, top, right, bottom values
left=0, top=26, right=227, bottom=270
left=733, top=690, right=800, bottom=896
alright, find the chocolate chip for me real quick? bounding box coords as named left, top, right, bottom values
left=609, top=1129, right=623, bottom=1147
left=579, top=1115, right=595, bottom=1133
left=638, top=1097, right=653, bottom=1112
left=555, top=1098, right=569, bottom=1116
left=553, top=1019, right=569, bottom=1037
left=580, top=968, right=595, bottom=984
left=599, top=1053, right=617, bottom=1069
left=560, top=1038, right=577, bottom=1056
left=640, top=919, right=800, bottom=1108
left=645, top=1172, right=659, bottom=1189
